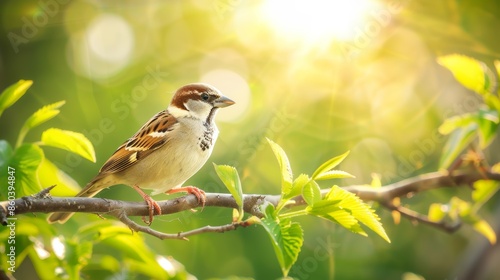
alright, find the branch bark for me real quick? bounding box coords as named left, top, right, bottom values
left=1, top=170, right=499, bottom=239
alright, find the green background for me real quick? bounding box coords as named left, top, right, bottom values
left=1, top=0, right=499, bottom=279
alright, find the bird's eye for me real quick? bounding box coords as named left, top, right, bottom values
left=201, top=93, right=209, bottom=101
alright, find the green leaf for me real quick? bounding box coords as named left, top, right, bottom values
left=0, top=140, right=13, bottom=171
left=312, top=151, right=350, bottom=180
left=267, top=138, right=293, bottom=194
left=41, top=128, right=96, bottom=162
left=1, top=144, right=44, bottom=198
left=259, top=206, right=303, bottom=277
left=0, top=80, right=33, bottom=117
left=314, top=170, right=355, bottom=181
left=449, top=197, right=471, bottom=220
left=472, top=180, right=499, bottom=210
left=324, top=186, right=390, bottom=242
left=473, top=219, right=496, bottom=244
left=318, top=208, right=366, bottom=236
left=16, top=100, right=66, bottom=148
left=428, top=203, right=447, bottom=222
left=287, top=174, right=309, bottom=200
left=438, top=113, right=476, bottom=135
left=437, top=54, right=494, bottom=95
left=477, top=109, right=499, bottom=149
left=305, top=199, right=342, bottom=215
left=38, top=158, right=80, bottom=197
left=302, top=180, right=321, bottom=206
left=439, top=124, right=477, bottom=169
left=65, top=239, right=93, bottom=279
left=214, top=164, right=244, bottom=221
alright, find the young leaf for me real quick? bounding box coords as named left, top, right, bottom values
left=473, top=219, right=496, bottom=244
left=16, top=100, right=66, bottom=148
left=439, top=124, right=477, bottom=169
left=438, top=113, right=476, bottom=135
left=305, top=199, right=342, bottom=215
left=37, top=158, right=80, bottom=197
left=477, top=109, right=499, bottom=149
left=281, top=174, right=309, bottom=203
left=0, top=80, right=33, bottom=117
left=302, top=180, right=321, bottom=206
left=0, top=140, right=13, bottom=171
left=267, top=138, right=293, bottom=195
left=472, top=180, right=499, bottom=209
left=5, top=144, right=44, bottom=198
left=437, top=54, right=494, bottom=95
left=214, top=164, right=244, bottom=221
left=277, top=174, right=310, bottom=211
left=41, top=128, right=96, bottom=162
left=259, top=206, right=303, bottom=277
left=314, top=170, right=355, bottom=181
left=428, top=203, right=447, bottom=222
left=312, top=151, right=350, bottom=180
left=324, top=186, right=390, bottom=242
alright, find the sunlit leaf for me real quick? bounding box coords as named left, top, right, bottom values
left=314, top=170, right=355, bottom=181
left=324, top=186, right=390, bottom=242
left=449, top=197, right=471, bottom=220
left=259, top=205, right=303, bottom=277
left=41, top=128, right=96, bottom=162
left=99, top=231, right=154, bottom=263
left=27, top=247, right=59, bottom=280
left=278, top=174, right=310, bottom=211
left=214, top=164, right=244, bottom=221
left=302, top=180, right=321, bottom=206
left=16, top=101, right=66, bottom=147
left=439, top=124, right=477, bottom=169
left=438, top=113, right=476, bottom=135
left=38, top=158, right=80, bottom=197
left=473, top=219, right=497, bottom=244
left=1, top=144, right=44, bottom=198
left=312, top=151, right=350, bottom=180
left=0, top=140, right=13, bottom=173
left=267, top=138, right=293, bottom=195
left=305, top=199, right=342, bottom=215
left=370, top=173, right=382, bottom=188
left=472, top=180, right=499, bottom=209
left=477, top=109, right=499, bottom=148
left=285, top=174, right=309, bottom=200
left=65, top=239, right=93, bottom=279
left=125, top=258, right=170, bottom=279
left=438, top=54, right=494, bottom=95
left=428, top=203, right=447, bottom=222
left=482, top=92, right=500, bottom=112
left=0, top=80, right=33, bottom=117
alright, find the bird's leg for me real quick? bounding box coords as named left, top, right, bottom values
left=166, top=186, right=206, bottom=208
left=131, top=185, right=162, bottom=225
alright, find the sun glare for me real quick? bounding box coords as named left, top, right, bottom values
left=261, top=0, right=373, bottom=43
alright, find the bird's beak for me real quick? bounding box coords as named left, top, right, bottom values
left=214, top=95, right=235, bottom=108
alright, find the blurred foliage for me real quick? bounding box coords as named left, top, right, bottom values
left=1, top=0, right=500, bottom=279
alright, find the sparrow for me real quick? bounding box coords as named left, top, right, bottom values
left=47, top=83, right=235, bottom=224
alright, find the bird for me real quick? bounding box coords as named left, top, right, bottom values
left=47, top=83, right=235, bottom=224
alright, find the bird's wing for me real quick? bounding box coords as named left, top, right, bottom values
left=98, top=110, right=179, bottom=174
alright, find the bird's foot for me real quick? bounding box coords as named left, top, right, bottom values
left=132, top=185, right=162, bottom=225
left=167, top=186, right=206, bottom=209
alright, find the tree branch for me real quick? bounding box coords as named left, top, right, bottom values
left=1, top=170, right=499, bottom=239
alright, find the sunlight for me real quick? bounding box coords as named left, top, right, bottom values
left=260, top=0, right=373, bottom=43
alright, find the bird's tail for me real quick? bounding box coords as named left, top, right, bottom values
left=46, top=179, right=104, bottom=224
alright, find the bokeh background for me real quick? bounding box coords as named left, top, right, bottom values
left=1, top=0, right=500, bottom=279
